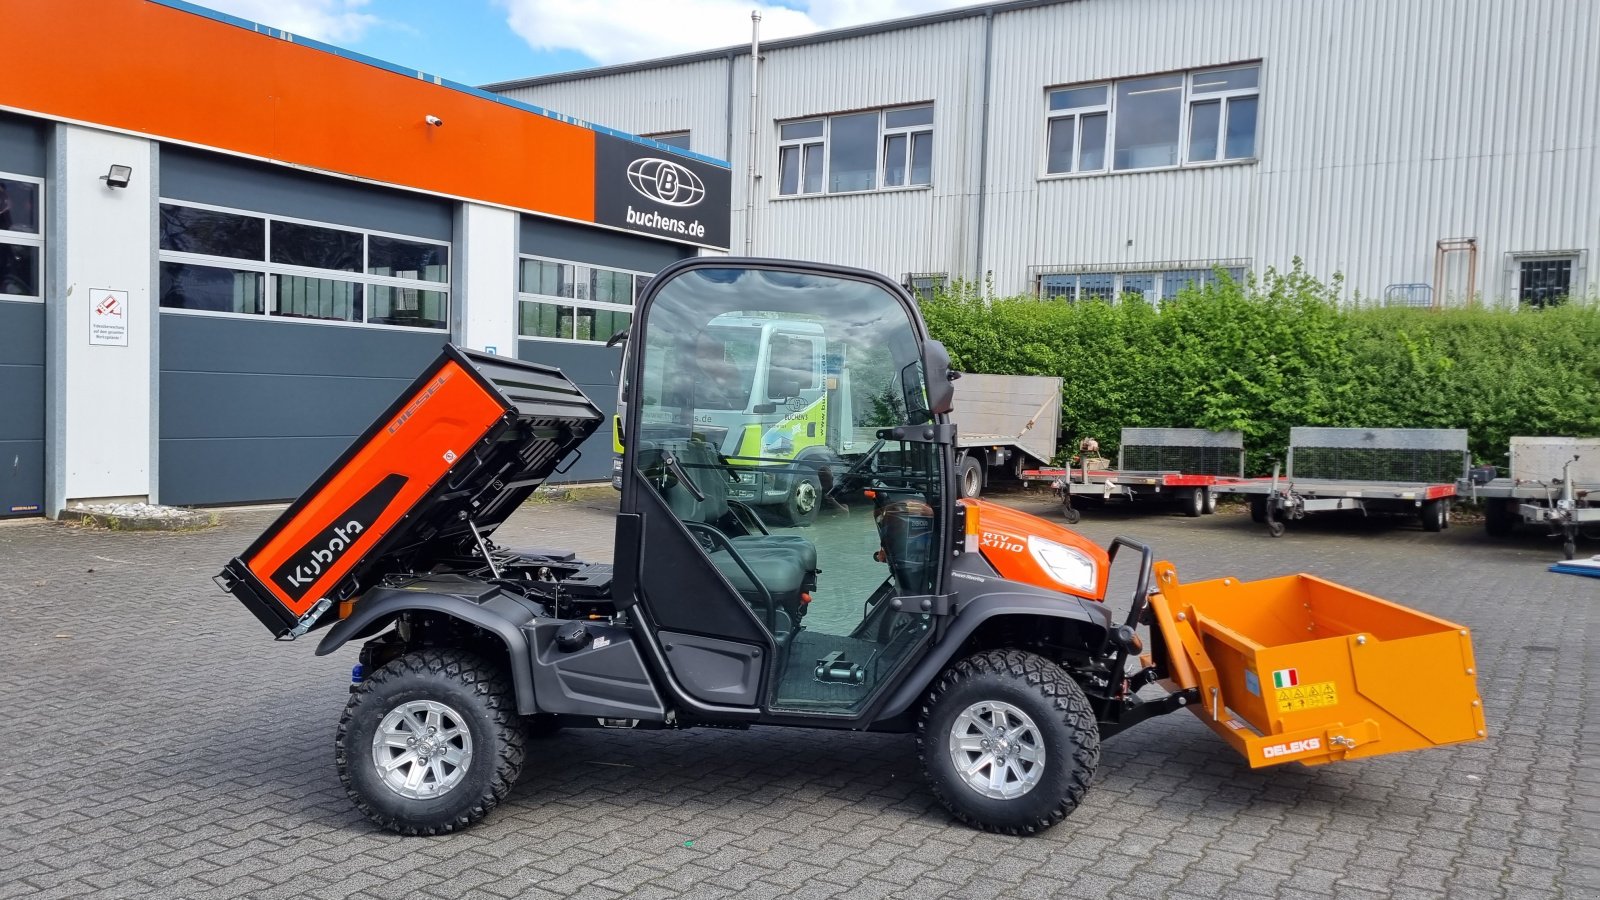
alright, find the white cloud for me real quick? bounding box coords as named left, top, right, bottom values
left=189, top=0, right=380, bottom=43
left=497, top=0, right=980, bottom=66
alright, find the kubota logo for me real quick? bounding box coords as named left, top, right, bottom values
left=282, top=520, right=364, bottom=588
left=270, top=474, right=407, bottom=601
left=1262, top=737, right=1321, bottom=759
left=626, top=157, right=706, bottom=207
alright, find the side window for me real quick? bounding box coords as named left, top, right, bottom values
left=766, top=334, right=816, bottom=400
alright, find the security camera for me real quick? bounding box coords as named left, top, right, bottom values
left=425, top=115, right=443, bottom=127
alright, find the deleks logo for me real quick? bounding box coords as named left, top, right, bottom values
left=626, top=157, right=705, bottom=207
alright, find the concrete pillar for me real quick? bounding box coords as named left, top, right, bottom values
left=46, top=124, right=157, bottom=515
left=453, top=202, right=517, bottom=357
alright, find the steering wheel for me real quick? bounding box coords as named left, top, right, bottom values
left=828, top=439, right=886, bottom=498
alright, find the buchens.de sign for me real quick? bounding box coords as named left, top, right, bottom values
left=89, top=288, right=129, bottom=347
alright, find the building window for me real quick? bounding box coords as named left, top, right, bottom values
left=903, top=272, right=947, bottom=301
left=156, top=200, right=450, bottom=329
left=645, top=131, right=691, bottom=151
left=1036, top=261, right=1248, bottom=303
left=1517, top=256, right=1575, bottom=308
left=0, top=174, right=45, bottom=299
left=517, top=255, right=648, bottom=344
left=778, top=104, right=933, bottom=196
left=1045, top=64, right=1260, bottom=176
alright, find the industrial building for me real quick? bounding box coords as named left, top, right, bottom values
left=488, top=0, right=1598, bottom=306
left=1, top=0, right=731, bottom=518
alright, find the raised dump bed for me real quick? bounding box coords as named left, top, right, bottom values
left=1148, top=562, right=1485, bottom=767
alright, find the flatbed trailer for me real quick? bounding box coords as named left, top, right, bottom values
left=1021, top=428, right=1244, bottom=523
left=1214, top=427, right=1468, bottom=537
left=1459, top=437, right=1600, bottom=558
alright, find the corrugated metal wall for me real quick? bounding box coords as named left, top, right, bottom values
left=497, top=0, right=1600, bottom=302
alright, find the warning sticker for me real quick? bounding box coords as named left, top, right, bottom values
left=1275, top=680, right=1339, bottom=712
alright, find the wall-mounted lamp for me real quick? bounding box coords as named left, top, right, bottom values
left=424, top=115, right=443, bottom=127
left=100, top=165, right=133, bottom=189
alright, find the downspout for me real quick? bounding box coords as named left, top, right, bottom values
left=746, top=11, right=761, bottom=256
left=972, top=9, right=995, bottom=286
left=724, top=51, right=737, bottom=162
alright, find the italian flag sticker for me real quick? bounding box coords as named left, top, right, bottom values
left=1272, top=668, right=1299, bottom=688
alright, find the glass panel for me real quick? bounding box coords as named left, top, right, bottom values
left=1113, top=74, right=1184, bottom=170
left=1120, top=273, right=1156, bottom=303
left=1048, top=85, right=1108, bottom=111
left=159, top=204, right=265, bottom=260
left=518, top=299, right=569, bottom=338
left=592, top=269, right=634, bottom=305
left=368, top=285, right=447, bottom=329
left=1161, top=269, right=1208, bottom=299
left=910, top=132, right=933, bottom=185
left=884, top=105, right=933, bottom=128
left=569, top=265, right=591, bottom=301
left=158, top=262, right=262, bottom=313
left=780, top=119, right=825, bottom=141
left=1520, top=259, right=1573, bottom=308
left=1224, top=96, right=1259, bottom=159
left=1046, top=117, right=1076, bottom=174
left=803, top=144, right=824, bottom=194
left=779, top=145, right=802, bottom=195
left=828, top=112, right=879, bottom=192
left=1079, top=113, right=1108, bottom=171
left=368, top=235, right=448, bottom=282
left=270, top=221, right=362, bottom=272
left=883, top=134, right=908, bottom=186
left=520, top=258, right=563, bottom=296
left=0, top=179, right=41, bottom=234
left=649, top=132, right=691, bottom=150
left=272, top=275, right=361, bottom=322
left=1040, top=274, right=1075, bottom=301
left=579, top=306, right=632, bottom=343
left=633, top=265, right=943, bottom=715
left=1188, top=99, right=1221, bottom=162
left=1079, top=273, right=1115, bottom=301
left=0, top=243, right=40, bottom=297
left=1191, top=65, right=1259, bottom=94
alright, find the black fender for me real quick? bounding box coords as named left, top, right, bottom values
left=872, top=575, right=1113, bottom=724
left=315, top=587, right=542, bottom=716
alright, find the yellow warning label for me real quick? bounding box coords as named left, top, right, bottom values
left=1275, top=680, right=1339, bottom=712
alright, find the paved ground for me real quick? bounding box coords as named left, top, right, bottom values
left=1, top=489, right=1595, bottom=900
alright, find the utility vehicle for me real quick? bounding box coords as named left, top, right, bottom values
left=218, top=258, right=1486, bottom=836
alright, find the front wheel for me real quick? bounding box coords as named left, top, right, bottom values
left=1420, top=499, right=1448, bottom=533
left=336, top=650, right=525, bottom=835
left=918, top=650, right=1100, bottom=835
left=778, top=470, right=822, bottom=527
left=1179, top=488, right=1204, bottom=518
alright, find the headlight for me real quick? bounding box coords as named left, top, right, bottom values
left=1027, top=536, right=1097, bottom=592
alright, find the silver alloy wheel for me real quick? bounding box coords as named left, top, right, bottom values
left=793, top=479, right=818, bottom=515
left=371, top=699, right=474, bottom=800
left=948, top=700, right=1046, bottom=800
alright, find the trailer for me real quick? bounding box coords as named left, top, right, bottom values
left=1021, top=428, right=1244, bottom=523
left=949, top=373, right=1062, bottom=498
left=1460, top=436, right=1600, bottom=559
left=1216, top=427, right=1468, bottom=537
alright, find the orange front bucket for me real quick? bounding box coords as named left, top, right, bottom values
left=1148, top=562, right=1486, bottom=767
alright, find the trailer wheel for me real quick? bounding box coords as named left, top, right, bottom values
left=1061, top=503, right=1081, bottom=525
left=959, top=456, right=984, bottom=499
left=778, top=471, right=822, bottom=527
left=1179, top=488, right=1204, bottom=518
left=336, top=649, right=525, bottom=836
left=1563, top=538, right=1577, bottom=560
left=1249, top=496, right=1268, bottom=523
left=1202, top=488, right=1218, bottom=515
left=1420, top=499, right=1448, bottom=533
left=918, top=650, right=1099, bottom=835
left=1484, top=499, right=1516, bottom=538
left=1267, top=520, right=1286, bottom=538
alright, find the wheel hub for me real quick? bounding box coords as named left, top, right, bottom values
left=373, top=699, right=473, bottom=800
left=949, top=700, right=1045, bottom=800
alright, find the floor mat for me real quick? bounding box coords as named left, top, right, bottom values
left=774, top=631, right=880, bottom=707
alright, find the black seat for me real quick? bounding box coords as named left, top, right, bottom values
left=664, top=441, right=819, bottom=576
left=707, top=547, right=805, bottom=642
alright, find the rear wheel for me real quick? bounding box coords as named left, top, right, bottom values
left=336, top=649, right=525, bottom=835
left=1179, top=488, right=1204, bottom=518
left=918, top=650, right=1099, bottom=835
left=959, top=456, right=984, bottom=499
left=1420, top=499, right=1448, bottom=533
left=1202, top=488, right=1218, bottom=515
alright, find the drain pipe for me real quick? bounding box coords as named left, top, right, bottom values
left=745, top=11, right=761, bottom=256
left=972, top=9, right=995, bottom=286
left=724, top=51, right=736, bottom=162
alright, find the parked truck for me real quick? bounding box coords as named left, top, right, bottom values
left=949, top=373, right=1062, bottom=499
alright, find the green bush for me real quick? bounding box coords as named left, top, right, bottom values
left=921, top=264, right=1600, bottom=473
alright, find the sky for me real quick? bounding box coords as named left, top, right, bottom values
left=190, top=0, right=982, bottom=87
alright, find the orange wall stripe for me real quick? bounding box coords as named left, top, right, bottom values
left=7, top=0, right=596, bottom=222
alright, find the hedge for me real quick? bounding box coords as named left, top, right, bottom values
left=921, top=263, right=1600, bottom=473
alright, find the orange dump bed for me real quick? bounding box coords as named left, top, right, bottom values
left=1149, top=562, right=1486, bottom=767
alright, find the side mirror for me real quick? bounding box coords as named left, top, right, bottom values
left=922, top=339, right=958, bottom=416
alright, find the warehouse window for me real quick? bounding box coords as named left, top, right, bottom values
left=1045, top=64, right=1260, bottom=176
left=778, top=104, right=933, bottom=196
left=903, top=272, right=947, bottom=302
left=0, top=173, right=44, bottom=299
left=517, top=255, right=648, bottom=344
left=156, top=200, right=450, bottom=329
left=1036, top=262, right=1248, bottom=304
left=1516, top=256, right=1576, bottom=308
left=644, top=131, right=691, bottom=151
